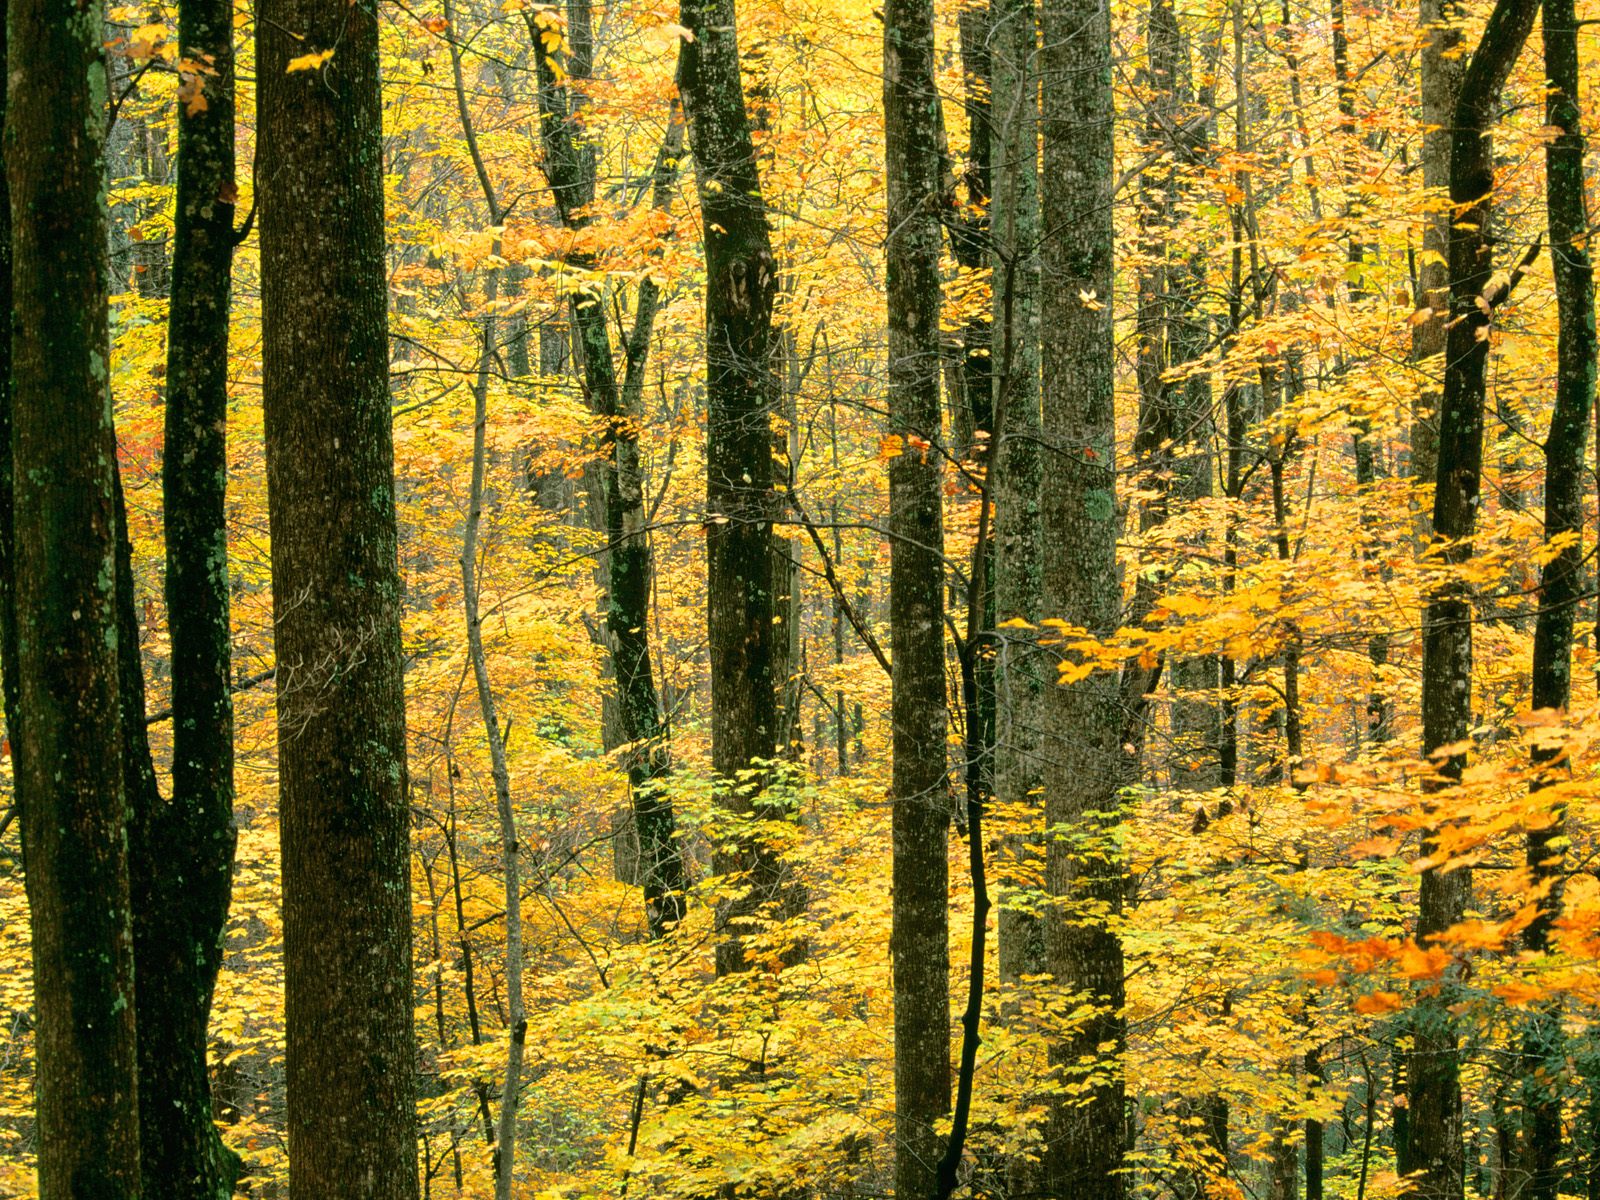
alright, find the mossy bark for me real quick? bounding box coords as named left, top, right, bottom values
left=257, top=0, right=420, bottom=1191
left=1039, top=0, right=1128, bottom=1188
left=884, top=0, right=952, bottom=1188
left=6, top=0, right=142, bottom=1190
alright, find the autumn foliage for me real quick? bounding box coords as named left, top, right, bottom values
left=0, top=0, right=1597, bottom=1194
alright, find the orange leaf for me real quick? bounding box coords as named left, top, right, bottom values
left=1354, top=991, right=1405, bottom=1015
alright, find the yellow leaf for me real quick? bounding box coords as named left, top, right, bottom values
left=286, top=48, right=335, bottom=72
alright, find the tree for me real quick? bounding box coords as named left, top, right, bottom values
left=991, top=0, right=1044, bottom=985
left=126, top=0, right=244, bottom=1187
left=676, top=0, right=791, bottom=975
left=883, top=0, right=951, bottom=1189
left=5, top=0, right=141, bottom=1190
left=257, top=0, right=421, bottom=1193
left=1039, top=0, right=1126, bottom=1190
left=1407, top=0, right=1462, bottom=520
left=0, top=0, right=17, bottom=812
left=1520, top=0, right=1595, bottom=1190
left=529, top=9, right=687, bottom=937
left=1413, top=1, right=1539, bottom=1196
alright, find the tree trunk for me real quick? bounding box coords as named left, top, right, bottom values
left=1414, top=3, right=1539, bottom=1199
left=676, top=0, right=793, bottom=975
left=1270, top=1110, right=1299, bottom=1200
left=1307, top=1047, right=1326, bottom=1200
left=884, top=0, right=953, bottom=1189
left=531, top=21, right=689, bottom=938
left=1520, top=0, right=1594, bottom=1190
left=1408, top=0, right=1462, bottom=530
left=772, top=327, right=805, bottom=761
left=1039, top=0, right=1126, bottom=1189
left=128, top=0, right=244, bottom=1188
left=462, top=302, right=528, bottom=1200
left=991, top=0, right=1044, bottom=985
left=0, top=0, right=17, bottom=827
left=257, top=0, right=421, bottom=1190
left=6, top=0, right=142, bottom=1190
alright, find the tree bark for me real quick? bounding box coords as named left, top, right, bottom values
left=1039, top=0, right=1126, bottom=1189
left=0, top=0, right=17, bottom=813
left=990, top=0, right=1044, bottom=985
left=676, top=0, right=792, bottom=975
left=128, top=0, right=244, bottom=1187
left=1408, top=0, right=1462, bottom=530
left=1520, top=0, right=1594, bottom=1190
left=6, top=0, right=142, bottom=1190
left=257, top=0, right=421, bottom=1190
left=1414, top=3, right=1538, bottom=1198
left=884, top=0, right=953, bottom=1189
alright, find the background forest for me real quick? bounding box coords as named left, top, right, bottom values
left=0, top=0, right=1595, bottom=1190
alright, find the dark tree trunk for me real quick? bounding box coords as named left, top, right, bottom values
left=1520, top=0, right=1594, bottom=1191
left=1039, top=0, right=1126, bottom=1189
left=1414, top=3, right=1539, bottom=1199
left=676, top=0, right=792, bottom=976
left=884, top=0, right=952, bottom=1189
left=1395, top=1046, right=1415, bottom=1179
left=1524, top=0, right=1594, bottom=959
left=1408, top=0, right=1462, bottom=527
left=531, top=24, right=688, bottom=938
left=1270, top=1110, right=1299, bottom=1200
left=257, top=0, right=421, bottom=1192
left=991, top=0, right=1044, bottom=985
left=0, top=0, right=16, bottom=782
left=1307, top=1047, right=1325, bottom=1200
left=126, top=0, right=243, bottom=1189
left=6, top=0, right=142, bottom=1191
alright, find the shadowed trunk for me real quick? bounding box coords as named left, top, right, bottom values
left=258, top=0, right=421, bottom=1189
left=991, top=0, right=1044, bottom=985
left=1414, top=2, right=1539, bottom=1197
left=677, top=0, right=798, bottom=975
left=530, top=11, right=689, bottom=937
left=1039, top=0, right=1127, bottom=1188
left=6, top=0, right=142, bottom=1190
left=129, top=0, right=244, bottom=1186
left=884, top=0, right=953, bottom=1188
left=1408, top=0, right=1462, bottom=530
left=1519, top=0, right=1594, bottom=1190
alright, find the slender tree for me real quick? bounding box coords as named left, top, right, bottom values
left=530, top=15, right=689, bottom=935
left=991, top=0, right=1044, bottom=984
left=1039, top=0, right=1126, bottom=1191
left=1408, top=0, right=1461, bottom=528
left=257, top=0, right=421, bottom=1192
left=5, top=0, right=141, bottom=1191
left=676, top=0, right=792, bottom=975
left=1519, top=0, right=1595, bottom=1191
left=1413, top=2, right=1539, bottom=1197
left=125, top=0, right=244, bottom=1187
left=884, top=0, right=952, bottom=1188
